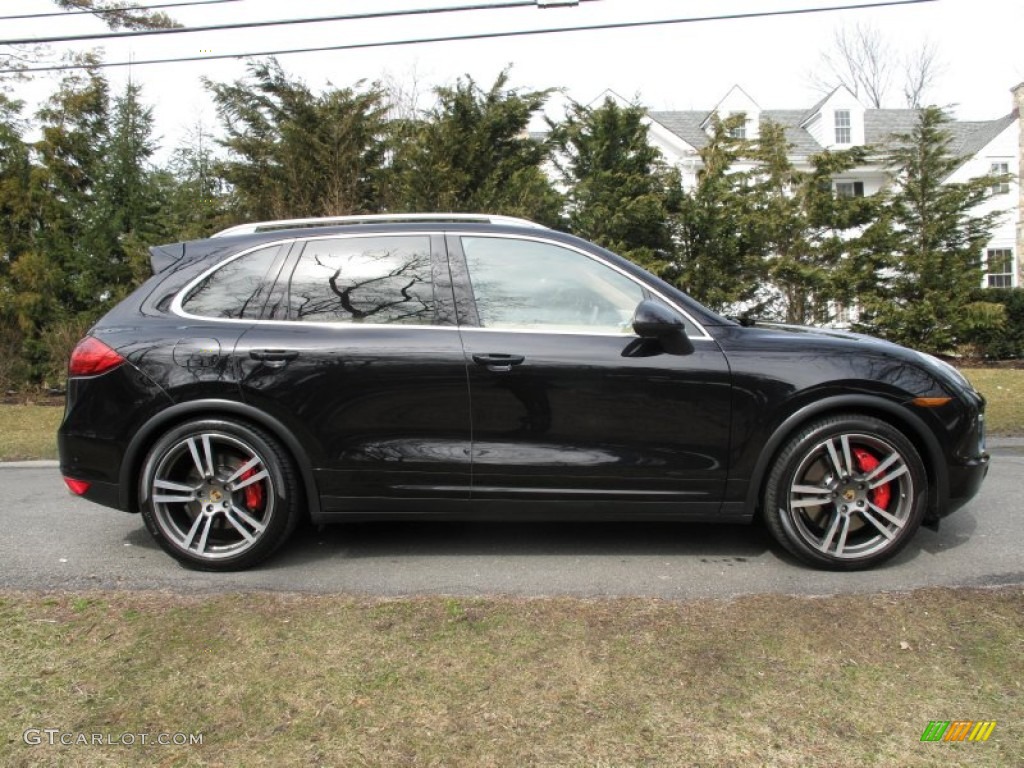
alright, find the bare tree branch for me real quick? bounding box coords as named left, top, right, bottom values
left=903, top=39, right=944, bottom=108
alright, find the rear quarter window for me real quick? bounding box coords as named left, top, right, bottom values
left=179, top=244, right=285, bottom=319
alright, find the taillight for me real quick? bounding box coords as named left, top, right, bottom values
left=63, top=477, right=91, bottom=495
left=68, top=337, right=125, bottom=377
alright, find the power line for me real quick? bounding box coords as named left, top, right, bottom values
left=0, top=1, right=550, bottom=46
left=0, top=0, right=939, bottom=75
left=0, top=0, right=242, bottom=22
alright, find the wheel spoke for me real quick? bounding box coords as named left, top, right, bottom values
left=231, top=468, right=268, bottom=491
left=153, top=493, right=196, bottom=504
left=230, top=503, right=267, bottom=533
left=869, top=463, right=908, bottom=490
left=195, top=514, right=214, bottom=553
left=201, top=434, right=215, bottom=478
left=858, top=508, right=897, bottom=540
left=155, top=478, right=199, bottom=493
left=153, top=477, right=197, bottom=504
left=186, top=437, right=206, bottom=477
left=863, top=451, right=900, bottom=483
left=224, top=508, right=256, bottom=543
left=791, top=496, right=833, bottom=509
left=225, top=455, right=261, bottom=485
left=834, top=514, right=851, bottom=555
left=840, top=435, right=853, bottom=478
left=792, top=483, right=830, bottom=495
left=182, top=513, right=205, bottom=550
left=819, top=511, right=842, bottom=553
left=867, top=501, right=906, bottom=529
left=825, top=437, right=853, bottom=478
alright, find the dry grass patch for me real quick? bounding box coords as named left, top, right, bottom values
left=0, top=405, right=62, bottom=461
left=962, top=368, right=1024, bottom=435
left=1, top=588, right=1021, bottom=767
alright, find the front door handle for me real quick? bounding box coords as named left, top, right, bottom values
left=472, top=353, right=525, bottom=372
left=250, top=349, right=299, bottom=368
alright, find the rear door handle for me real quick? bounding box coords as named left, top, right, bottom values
left=250, top=349, right=299, bottom=368
left=472, top=353, right=525, bottom=372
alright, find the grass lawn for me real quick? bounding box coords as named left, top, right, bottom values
left=0, top=404, right=62, bottom=461
left=1, top=588, right=1021, bottom=767
left=2, top=368, right=1021, bottom=462
left=961, top=368, right=1024, bottom=435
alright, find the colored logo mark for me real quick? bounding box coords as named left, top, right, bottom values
left=921, top=721, right=996, bottom=742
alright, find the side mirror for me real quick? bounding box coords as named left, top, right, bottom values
left=632, top=300, right=695, bottom=355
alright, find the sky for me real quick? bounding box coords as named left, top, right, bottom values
left=2, top=0, right=1022, bottom=155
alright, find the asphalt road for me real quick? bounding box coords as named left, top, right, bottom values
left=1, top=448, right=1022, bottom=599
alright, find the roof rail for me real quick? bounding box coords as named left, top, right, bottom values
left=211, top=213, right=547, bottom=238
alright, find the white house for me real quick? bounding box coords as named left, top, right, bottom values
left=643, top=83, right=1023, bottom=289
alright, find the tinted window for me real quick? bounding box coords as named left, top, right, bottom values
left=462, top=237, right=644, bottom=333
left=181, top=245, right=282, bottom=319
left=287, top=236, right=435, bottom=324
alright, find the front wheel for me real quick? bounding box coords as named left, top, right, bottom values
left=763, top=414, right=927, bottom=570
left=139, top=419, right=301, bottom=571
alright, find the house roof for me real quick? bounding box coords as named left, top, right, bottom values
left=648, top=107, right=1016, bottom=161
left=648, top=109, right=824, bottom=156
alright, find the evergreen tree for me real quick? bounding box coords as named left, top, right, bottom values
left=549, top=97, right=678, bottom=271
left=206, top=59, right=390, bottom=221
left=388, top=70, right=561, bottom=224
left=159, top=120, right=232, bottom=241
left=855, top=106, right=1005, bottom=352
left=93, top=80, right=162, bottom=289
left=745, top=118, right=878, bottom=324
left=672, top=115, right=762, bottom=312
left=0, top=93, right=34, bottom=388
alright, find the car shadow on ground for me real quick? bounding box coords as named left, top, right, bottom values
left=119, top=507, right=982, bottom=575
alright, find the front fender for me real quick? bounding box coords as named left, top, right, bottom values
left=742, top=394, right=946, bottom=516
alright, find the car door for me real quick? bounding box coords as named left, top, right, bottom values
left=448, top=233, right=732, bottom=516
left=235, top=232, right=472, bottom=514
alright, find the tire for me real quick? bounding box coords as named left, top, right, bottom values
left=139, top=418, right=301, bottom=571
left=763, top=414, right=927, bottom=570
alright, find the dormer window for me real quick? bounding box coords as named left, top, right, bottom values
left=835, top=110, right=852, bottom=144
left=729, top=120, right=748, bottom=140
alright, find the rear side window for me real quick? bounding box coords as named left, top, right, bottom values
left=288, top=236, right=435, bottom=324
left=180, top=245, right=283, bottom=319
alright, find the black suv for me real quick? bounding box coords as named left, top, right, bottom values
left=58, top=214, right=989, bottom=571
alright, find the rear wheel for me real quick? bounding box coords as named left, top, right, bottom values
left=764, top=414, right=927, bottom=570
left=139, top=419, right=301, bottom=571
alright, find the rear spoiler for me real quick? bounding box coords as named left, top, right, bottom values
left=149, top=243, right=186, bottom=274
left=148, top=240, right=235, bottom=274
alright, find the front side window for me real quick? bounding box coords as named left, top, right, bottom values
left=180, top=244, right=283, bottom=319
left=461, top=237, right=645, bottom=334
left=985, top=248, right=1014, bottom=288
left=288, top=236, right=435, bottom=324
left=834, top=110, right=851, bottom=144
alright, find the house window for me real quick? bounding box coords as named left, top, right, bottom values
left=729, top=122, right=746, bottom=140
left=835, top=110, right=851, bottom=144
left=835, top=181, right=865, bottom=198
left=985, top=248, right=1014, bottom=288
left=990, top=162, right=1010, bottom=194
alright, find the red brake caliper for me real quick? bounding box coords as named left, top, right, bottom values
left=239, top=468, right=264, bottom=512
left=851, top=447, right=891, bottom=510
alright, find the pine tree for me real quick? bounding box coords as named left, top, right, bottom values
left=673, top=114, right=762, bottom=312
left=855, top=106, right=1005, bottom=352
left=549, top=97, right=678, bottom=272
left=206, top=59, right=390, bottom=221
left=387, top=70, right=561, bottom=224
